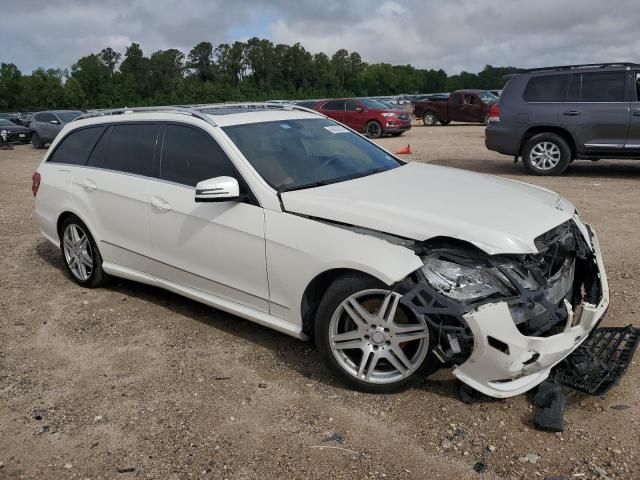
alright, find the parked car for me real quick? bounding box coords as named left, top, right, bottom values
left=30, top=110, right=84, bottom=148
left=315, top=98, right=411, bottom=138
left=490, top=89, right=503, bottom=97
left=414, top=90, right=498, bottom=126
left=486, top=62, right=640, bottom=175
left=0, top=112, right=21, bottom=125
left=0, top=118, right=31, bottom=144
left=32, top=103, right=609, bottom=398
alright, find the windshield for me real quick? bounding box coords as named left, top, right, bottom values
left=223, top=118, right=401, bottom=191
left=478, top=91, right=499, bottom=104
left=360, top=98, right=392, bottom=110
left=57, top=111, right=83, bottom=123
left=0, top=119, right=15, bottom=126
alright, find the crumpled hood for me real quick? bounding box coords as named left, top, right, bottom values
left=281, top=163, right=575, bottom=254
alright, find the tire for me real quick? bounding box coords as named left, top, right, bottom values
left=439, top=119, right=451, bottom=126
left=31, top=132, right=44, bottom=149
left=522, top=133, right=571, bottom=176
left=59, top=215, right=108, bottom=288
left=314, top=273, right=438, bottom=393
left=365, top=120, right=382, bottom=139
left=423, top=111, right=438, bottom=126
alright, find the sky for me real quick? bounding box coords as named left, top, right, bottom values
left=2, top=0, right=639, bottom=74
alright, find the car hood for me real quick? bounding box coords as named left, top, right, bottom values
left=280, top=163, right=575, bottom=254
left=1, top=124, right=28, bottom=132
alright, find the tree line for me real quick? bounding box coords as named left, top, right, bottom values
left=0, top=38, right=520, bottom=111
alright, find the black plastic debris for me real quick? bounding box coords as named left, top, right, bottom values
left=473, top=462, right=487, bottom=473
left=552, top=325, right=640, bottom=395
left=533, top=381, right=566, bottom=432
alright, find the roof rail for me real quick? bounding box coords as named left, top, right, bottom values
left=519, top=62, right=640, bottom=73
left=192, top=101, right=321, bottom=116
left=75, top=105, right=218, bottom=127
left=74, top=102, right=322, bottom=126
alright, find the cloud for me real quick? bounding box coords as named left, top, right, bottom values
left=2, top=0, right=639, bottom=74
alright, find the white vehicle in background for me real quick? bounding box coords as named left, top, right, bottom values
left=32, top=103, right=609, bottom=397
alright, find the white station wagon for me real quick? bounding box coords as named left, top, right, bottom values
left=33, top=104, right=609, bottom=397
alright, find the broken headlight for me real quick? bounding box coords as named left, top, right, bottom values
left=421, top=256, right=514, bottom=302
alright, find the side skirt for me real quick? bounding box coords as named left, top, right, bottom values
left=102, top=262, right=308, bottom=341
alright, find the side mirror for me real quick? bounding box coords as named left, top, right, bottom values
left=355, top=106, right=364, bottom=112
left=50, top=119, right=60, bottom=125
left=195, top=176, right=245, bottom=203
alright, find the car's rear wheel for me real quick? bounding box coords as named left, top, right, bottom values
left=60, top=215, right=107, bottom=288
left=423, top=112, right=438, bottom=126
left=522, top=133, right=571, bottom=176
left=365, top=120, right=382, bottom=138
left=315, top=274, right=437, bottom=393
left=31, top=133, right=44, bottom=149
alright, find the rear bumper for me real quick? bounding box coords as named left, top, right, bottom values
left=453, top=225, right=609, bottom=398
left=485, top=123, right=520, bottom=156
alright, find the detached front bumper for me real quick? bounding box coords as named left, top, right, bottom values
left=453, top=226, right=609, bottom=398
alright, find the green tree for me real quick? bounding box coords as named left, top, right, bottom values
left=0, top=63, right=22, bottom=110
left=63, top=77, right=87, bottom=108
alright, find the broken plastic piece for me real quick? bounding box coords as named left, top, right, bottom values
left=552, top=325, right=640, bottom=395
left=532, top=381, right=565, bottom=432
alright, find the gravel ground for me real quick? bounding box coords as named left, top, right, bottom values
left=1, top=124, right=639, bottom=480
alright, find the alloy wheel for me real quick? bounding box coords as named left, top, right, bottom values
left=329, top=289, right=429, bottom=384
left=366, top=122, right=381, bottom=138
left=530, top=141, right=561, bottom=170
left=424, top=113, right=436, bottom=126
left=62, top=223, right=94, bottom=281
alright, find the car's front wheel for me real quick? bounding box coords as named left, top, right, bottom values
left=32, top=132, right=44, bottom=149
left=365, top=120, right=382, bottom=138
left=60, top=215, right=108, bottom=287
left=522, top=133, right=571, bottom=175
left=315, top=274, right=436, bottom=393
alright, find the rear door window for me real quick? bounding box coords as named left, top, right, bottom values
left=38, top=113, right=56, bottom=123
left=103, top=124, right=159, bottom=177
left=580, top=72, right=626, bottom=102
left=321, top=100, right=346, bottom=111
left=160, top=124, right=239, bottom=187
left=47, top=126, right=106, bottom=165
left=523, top=74, right=570, bottom=102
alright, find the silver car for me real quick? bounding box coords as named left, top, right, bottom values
left=30, top=110, right=83, bottom=149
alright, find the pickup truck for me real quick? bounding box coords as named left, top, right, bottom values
left=413, top=89, right=498, bottom=126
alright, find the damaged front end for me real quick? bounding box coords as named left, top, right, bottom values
left=399, top=218, right=610, bottom=398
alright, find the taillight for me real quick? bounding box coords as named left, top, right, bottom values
left=32, top=172, right=41, bottom=197
left=488, top=103, right=500, bottom=123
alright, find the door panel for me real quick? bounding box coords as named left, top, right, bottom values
left=147, top=182, right=269, bottom=312
left=342, top=100, right=366, bottom=132
left=320, top=100, right=346, bottom=124
left=71, top=168, right=153, bottom=271
left=561, top=71, right=630, bottom=152
left=626, top=72, right=640, bottom=149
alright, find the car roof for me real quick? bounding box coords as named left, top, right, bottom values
left=513, top=62, right=639, bottom=77
left=65, top=105, right=326, bottom=130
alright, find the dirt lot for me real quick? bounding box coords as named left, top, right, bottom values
left=1, top=125, right=639, bottom=480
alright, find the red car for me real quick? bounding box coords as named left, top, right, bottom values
left=313, top=98, right=411, bottom=138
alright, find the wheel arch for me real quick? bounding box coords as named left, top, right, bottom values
left=300, top=268, right=384, bottom=338
left=56, top=210, right=100, bottom=247
left=520, top=126, right=577, bottom=159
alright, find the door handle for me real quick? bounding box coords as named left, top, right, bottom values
left=563, top=110, right=582, bottom=116
left=151, top=197, right=172, bottom=212
left=83, top=179, right=97, bottom=191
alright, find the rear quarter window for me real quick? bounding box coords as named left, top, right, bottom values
left=46, top=126, right=106, bottom=165
left=523, top=74, right=570, bottom=102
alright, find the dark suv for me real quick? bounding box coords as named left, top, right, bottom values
left=485, top=63, right=640, bottom=175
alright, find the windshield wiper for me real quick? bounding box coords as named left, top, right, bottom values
left=277, top=166, right=392, bottom=193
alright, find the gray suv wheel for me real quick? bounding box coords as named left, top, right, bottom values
left=522, top=133, right=571, bottom=176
